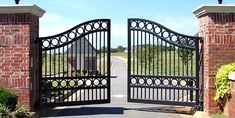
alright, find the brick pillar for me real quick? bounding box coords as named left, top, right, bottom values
left=0, top=5, right=45, bottom=110
left=193, top=5, right=235, bottom=115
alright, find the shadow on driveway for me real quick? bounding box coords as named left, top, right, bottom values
left=43, top=106, right=193, bottom=117
left=43, top=107, right=124, bottom=117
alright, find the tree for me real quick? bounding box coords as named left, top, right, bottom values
left=137, top=44, right=160, bottom=64
left=117, top=45, right=125, bottom=52
left=178, top=48, right=194, bottom=65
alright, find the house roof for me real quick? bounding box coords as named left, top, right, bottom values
left=67, top=37, right=97, bottom=55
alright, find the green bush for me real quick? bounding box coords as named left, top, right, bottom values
left=0, top=104, right=11, bottom=117
left=0, top=88, right=17, bottom=111
left=14, top=105, right=29, bottom=117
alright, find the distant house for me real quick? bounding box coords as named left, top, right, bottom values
left=67, top=37, right=97, bottom=72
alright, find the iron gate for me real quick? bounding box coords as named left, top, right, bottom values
left=38, top=19, right=111, bottom=107
left=127, top=18, right=203, bottom=107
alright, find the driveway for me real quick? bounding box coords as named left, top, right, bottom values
left=42, top=56, right=195, bottom=118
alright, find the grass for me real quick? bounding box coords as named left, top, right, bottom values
left=111, top=52, right=127, bottom=58
left=42, top=54, right=68, bottom=76
left=42, top=54, right=109, bottom=77
left=210, top=113, right=228, bottom=118
left=42, top=50, right=196, bottom=77
left=131, top=50, right=196, bottom=76
left=111, top=51, right=196, bottom=76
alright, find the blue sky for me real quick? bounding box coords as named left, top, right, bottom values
left=1, top=0, right=235, bottom=48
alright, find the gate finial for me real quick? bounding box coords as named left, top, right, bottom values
left=15, top=0, right=20, bottom=4
left=218, top=0, right=223, bottom=4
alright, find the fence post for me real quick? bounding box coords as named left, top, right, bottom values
left=0, top=5, right=45, bottom=110
left=193, top=5, right=235, bottom=116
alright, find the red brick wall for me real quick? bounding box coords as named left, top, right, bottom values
left=225, top=81, right=235, bottom=118
left=198, top=13, right=235, bottom=116
left=0, top=13, right=39, bottom=110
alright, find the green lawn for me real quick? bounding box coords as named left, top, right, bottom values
left=210, top=113, right=228, bottom=118
left=42, top=54, right=109, bottom=77
left=131, top=50, right=196, bottom=76
left=111, top=51, right=196, bottom=76
left=42, top=50, right=196, bottom=77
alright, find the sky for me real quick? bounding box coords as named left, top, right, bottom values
left=1, top=0, right=235, bottom=48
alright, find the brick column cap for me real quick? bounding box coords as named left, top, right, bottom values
left=0, top=4, right=45, bottom=17
left=193, top=4, right=235, bottom=18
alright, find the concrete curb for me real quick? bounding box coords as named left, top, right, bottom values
left=194, top=111, right=211, bottom=118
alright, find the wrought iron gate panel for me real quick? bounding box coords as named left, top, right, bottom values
left=127, top=18, right=203, bottom=107
left=38, top=19, right=111, bottom=107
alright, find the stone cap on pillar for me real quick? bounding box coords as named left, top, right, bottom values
left=0, top=4, right=45, bottom=17
left=193, top=4, right=235, bottom=18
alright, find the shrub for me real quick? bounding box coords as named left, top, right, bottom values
left=214, top=63, right=235, bottom=111
left=14, top=105, right=29, bottom=117
left=0, top=88, right=17, bottom=111
left=214, top=63, right=235, bottom=101
left=0, top=104, right=11, bottom=117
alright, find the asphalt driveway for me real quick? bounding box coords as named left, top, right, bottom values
left=42, top=56, right=195, bottom=118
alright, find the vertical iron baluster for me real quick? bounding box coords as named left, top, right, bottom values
left=164, top=41, right=167, bottom=101
left=152, top=35, right=155, bottom=100
left=99, top=29, right=102, bottom=100
left=165, top=41, right=167, bottom=76
left=70, top=41, right=73, bottom=102
left=95, top=32, right=98, bottom=100
left=44, top=49, right=47, bottom=103
left=127, top=19, right=131, bottom=101
left=136, top=30, right=139, bottom=99
left=169, top=43, right=171, bottom=101
left=195, top=37, right=200, bottom=106
left=177, top=43, right=180, bottom=101
left=190, top=47, right=194, bottom=102
left=79, top=33, right=82, bottom=101
left=186, top=48, right=189, bottom=102
left=144, top=31, right=147, bottom=99
left=49, top=46, right=52, bottom=103
left=67, top=44, right=69, bottom=102
left=83, top=34, right=86, bottom=101
left=58, top=46, right=61, bottom=103
left=131, top=27, right=134, bottom=100
left=91, top=32, right=94, bottom=101
left=137, top=30, right=139, bottom=75
left=182, top=48, right=184, bottom=102
left=75, top=40, right=78, bottom=102
left=148, top=33, right=151, bottom=100
left=107, top=20, right=111, bottom=102
left=152, top=35, right=155, bottom=75
left=53, top=48, right=56, bottom=103
left=140, top=31, right=143, bottom=75
left=157, top=36, right=159, bottom=76
left=160, top=39, right=163, bottom=100
left=133, top=29, right=135, bottom=75
left=88, top=34, right=90, bottom=101
left=103, top=31, right=106, bottom=100
left=62, top=46, right=65, bottom=103
left=173, top=45, right=176, bottom=101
